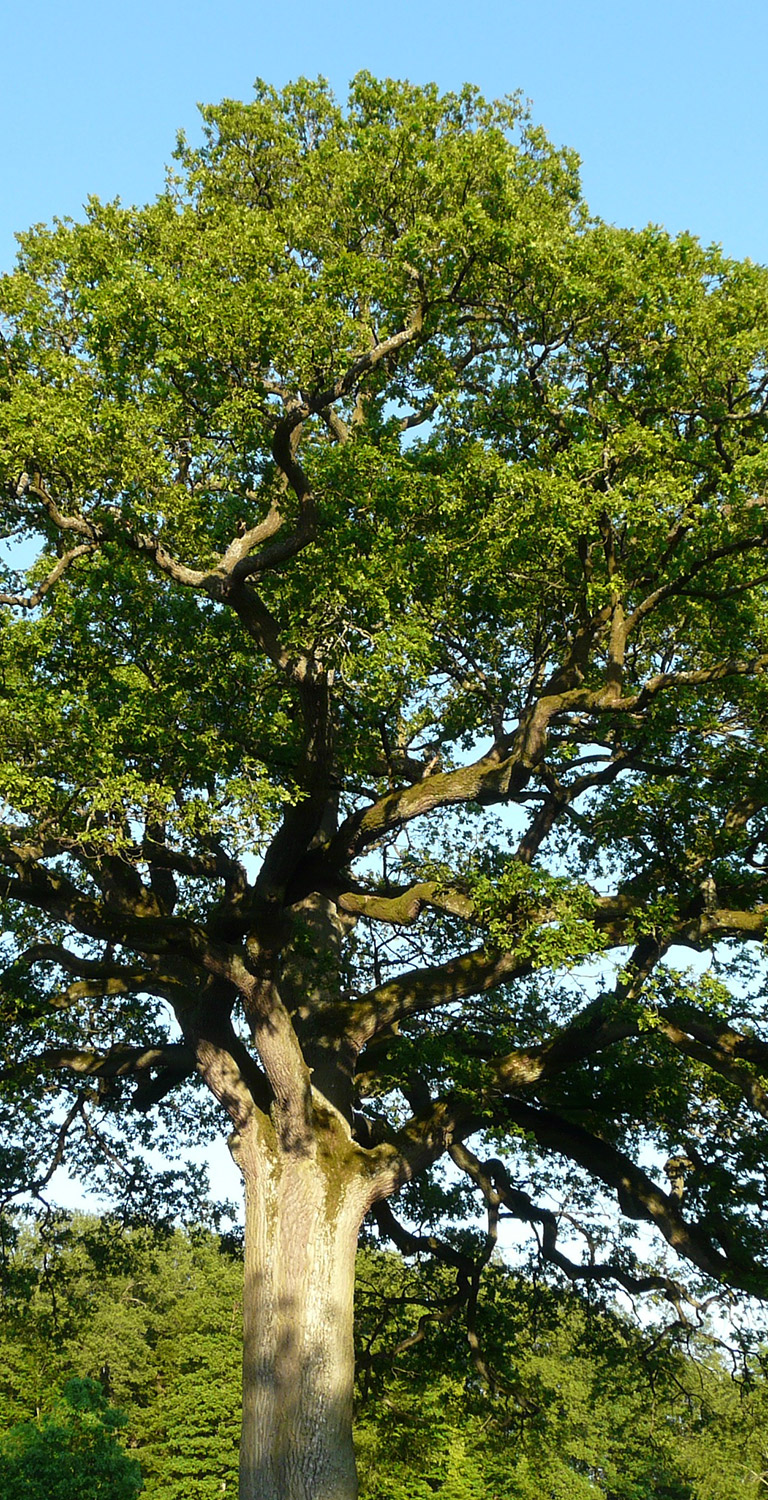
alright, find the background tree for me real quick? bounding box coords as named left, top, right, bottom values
left=0, top=1375, right=142, bottom=1500
left=3, top=73, right=768, bottom=1500
left=0, top=1215, right=242, bottom=1497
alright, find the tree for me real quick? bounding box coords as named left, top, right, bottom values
left=2, top=71, right=768, bottom=1500
left=0, top=1377, right=142, bottom=1500
left=0, top=1215, right=243, bottom=1497
left=353, top=1250, right=767, bottom=1500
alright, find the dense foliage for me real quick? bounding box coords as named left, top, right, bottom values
left=0, top=1375, right=142, bottom=1500
left=2, top=1216, right=767, bottom=1500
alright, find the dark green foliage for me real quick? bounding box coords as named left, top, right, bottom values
left=356, top=1252, right=765, bottom=1500
left=0, top=1216, right=242, bottom=1497
left=0, top=1377, right=142, bottom=1500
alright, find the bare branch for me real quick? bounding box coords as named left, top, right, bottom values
left=0, top=543, right=97, bottom=610
left=450, top=1141, right=689, bottom=1303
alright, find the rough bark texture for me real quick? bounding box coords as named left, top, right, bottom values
left=235, top=1115, right=371, bottom=1500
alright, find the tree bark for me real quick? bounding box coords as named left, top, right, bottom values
left=234, top=1112, right=372, bottom=1500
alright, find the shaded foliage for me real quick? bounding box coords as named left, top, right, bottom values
left=0, top=1376, right=142, bottom=1500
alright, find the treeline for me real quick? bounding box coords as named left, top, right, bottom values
left=0, top=1214, right=766, bottom=1499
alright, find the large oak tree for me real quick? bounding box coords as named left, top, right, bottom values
left=3, top=74, right=768, bottom=1500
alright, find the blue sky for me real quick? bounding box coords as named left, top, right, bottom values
left=3, top=0, right=767, bottom=271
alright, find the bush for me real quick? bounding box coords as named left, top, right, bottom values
left=0, top=1377, right=143, bottom=1499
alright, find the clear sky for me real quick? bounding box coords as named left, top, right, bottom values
left=2, top=0, right=767, bottom=272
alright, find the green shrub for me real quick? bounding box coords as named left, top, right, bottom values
left=0, top=1377, right=142, bottom=1500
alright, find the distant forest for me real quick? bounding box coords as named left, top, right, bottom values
left=0, top=1214, right=766, bottom=1499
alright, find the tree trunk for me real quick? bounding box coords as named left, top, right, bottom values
left=235, top=1114, right=371, bottom=1500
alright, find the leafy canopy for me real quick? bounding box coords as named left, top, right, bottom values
left=0, top=1376, right=142, bottom=1500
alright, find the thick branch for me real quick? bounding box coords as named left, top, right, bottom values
left=352, top=946, right=532, bottom=1049
left=302, top=284, right=427, bottom=414
left=9, top=942, right=152, bottom=986
left=337, top=880, right=474, bottom=926
left=0, top=843, right=257, bottom=977
left=368, top=1064, right=768, bottom=1294
left=657, top=1007, right=768, bottom=1119
left=7, top=1042, right=193, bottom=1084
left=0, top=542, right=97, bottom=609
left=324, top=743, right=536, bottom=871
